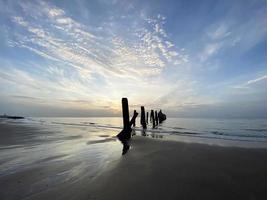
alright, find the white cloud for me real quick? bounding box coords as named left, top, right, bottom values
left=208, top=24, right=231, bottom=40
left=11, top=2, right=188, bottom=82
left=232, top=74, right=267, bottom=89
left=204, top=10, right=267, bottom=58
left=199, top=42, right=221, bottom=62
left=48, top=8, right=65, bottom=17
left=246, top=75, right=267, bottom=85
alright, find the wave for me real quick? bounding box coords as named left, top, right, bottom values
left=209, top=130, right=267, bottom=139
left=243, top=128, right=267, bottom=132
left=172, top=127, right=185, bottom=130
left=51, top=121, right=122, bottom=130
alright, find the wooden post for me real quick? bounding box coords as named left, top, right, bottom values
left=116, top=98, right=139, bottom=155
left=151, top=110, right=155, bottom=128
left=140, top=106, right=147, bottom=129
left=158, top=109, right=167, bottom=123
left=146, top=112, right=148, bottom=124
left=155, top=110, right=159, bottom=126
left=122, top=98, right=130, bottom=130
left=130, top=110, right=138, bottom=127
left=117, top=98, right=132, bottom=141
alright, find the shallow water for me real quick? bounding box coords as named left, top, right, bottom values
left=29, top=117, right=267, bottom=142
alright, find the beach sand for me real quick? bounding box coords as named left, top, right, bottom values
left=1, top=123, right=267, bottom=200
left=88, top=137, right=267, bottom=200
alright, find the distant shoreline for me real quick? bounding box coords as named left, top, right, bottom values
left=0, top=115, right=24, bottom=119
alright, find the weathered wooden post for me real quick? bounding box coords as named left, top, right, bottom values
left=132, top=110, right=137, bottom=127
left=155, top=110, right=159, bottom=126
left=130, top=110, right=138, bottom=136
left=117, top=98, right=139, bottom=155
left=117, top=98, right=131, bottom=140
left=158, top=109, right=167, bottom=123
left=122, top=98, right=130, bottom=130
left=151, top=110, right=155, bottom=128
left=140, top=106, right=147, bottom=129
left=146, top=112, right=149, bottom=124
left=130, top=110, right=138, bottom=127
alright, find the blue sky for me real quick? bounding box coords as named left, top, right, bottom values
left=0, top=0, right=267, bottom=117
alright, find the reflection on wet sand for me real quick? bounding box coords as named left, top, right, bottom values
left=86, top=137, right=117, bottom=145
left=0, top=121, right=123, bottom=200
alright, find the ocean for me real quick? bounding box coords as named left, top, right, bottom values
left=3, top=117, right=267, bottom=144
left=28, top=117, right=267, bottom=142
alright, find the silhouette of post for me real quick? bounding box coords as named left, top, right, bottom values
left=155, top=110, right=159, bottom=126
left=117, top=98, right=139, bottom=155
left=151, top=110, right=155, bottom=128
left=158, top=109, right=167, bottom=123
left=130, top=110, right=138, bottom=127
left=117, top=98, right=132, bottom=141
left=146, top=112, right=149, bottom=124
left=140, top=106, right=147, bottom=129
left=122, top=98, right=130, bottom=130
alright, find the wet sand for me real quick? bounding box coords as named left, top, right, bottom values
left=0, top=122, right=121, bottom=200
left=1, top=123, right=267, bottom=200
left=88, top=137, right=267, bottom=200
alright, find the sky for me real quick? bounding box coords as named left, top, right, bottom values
left=0, top=0, right=267, bottom=118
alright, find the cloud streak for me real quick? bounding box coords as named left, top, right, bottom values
left=11, top=1, right=188, bottom=79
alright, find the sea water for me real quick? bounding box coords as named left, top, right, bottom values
left=31, top=117, right=267, bottom=143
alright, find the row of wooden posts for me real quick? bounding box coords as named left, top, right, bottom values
left=117, top=98, right=167, bottom=154
left=139, top=106, right=160, bottom=129
left=123, top=98, right=163, bottom=129
left=118, top=98, right=166, bottom=141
